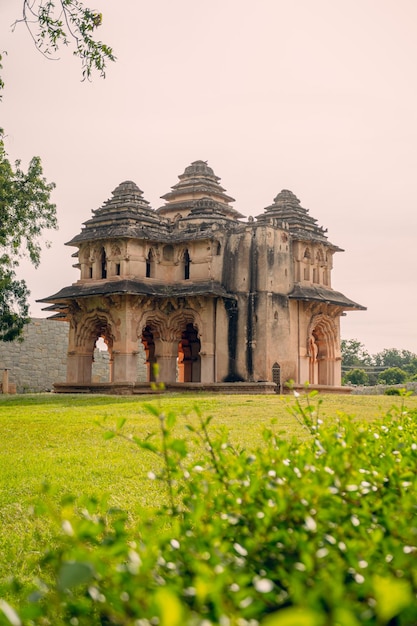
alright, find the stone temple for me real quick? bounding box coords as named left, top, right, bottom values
left=40, top=160, right=365, bottom=393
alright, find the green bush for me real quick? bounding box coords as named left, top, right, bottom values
left=2, top=395, right=417, bottom=626
left=342, top=368, right=369, bottom=386
left=384, top=388, right=402, bottom=396
left=378, top=367, right=408, bottom=385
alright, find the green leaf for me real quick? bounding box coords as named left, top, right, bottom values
left=103, top=431, right=115, bottom=440
left=57, top=561, right=95, bottom=591
left=154, top=587, right=183, bottom=626
left=262, top=607, right=322, bottom=626
left=166, top=411, right=176, bottom=429
left=373, top=575, right=413, bottom=621
left=117, top=417, right=126, bottom=430
left=144, top=403, right=161, bottom=417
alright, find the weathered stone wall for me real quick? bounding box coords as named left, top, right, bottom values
left=0, top=318, right=147, bottom=393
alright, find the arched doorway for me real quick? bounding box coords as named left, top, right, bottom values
left=178, top=323, right=201, bottom=382
left=67, top=313, right=114, bottom=384
left=141, top=325, right=157, bottom=382
left=308, top=315, right=337, bottom=386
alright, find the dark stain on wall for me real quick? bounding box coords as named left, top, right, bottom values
left=246, top=231, right=258, bottom=380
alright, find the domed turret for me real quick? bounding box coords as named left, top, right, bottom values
left=157, top=160, right=242, bottom=220
left=66, top=180, right=163, bottom=246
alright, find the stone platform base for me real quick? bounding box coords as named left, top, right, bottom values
left=53, top=381, right=352, bottom=395
left=53, top=381, right=278, bottom=395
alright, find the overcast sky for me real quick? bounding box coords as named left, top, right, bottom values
left=2, top=0, right=417, bottom=355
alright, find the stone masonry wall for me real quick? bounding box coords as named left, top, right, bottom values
left=0, top=318, right=147, bottom=393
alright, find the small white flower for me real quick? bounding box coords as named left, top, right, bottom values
left=351, top=515, right=360, bottom=527
left=239, top=596, right=253, bottom=608
left=294, top=562, right=306, bottom=571
left=304, top=516, right=317, bottom=532
left=403, top=545, right=416, bottom=554
left=170, top=539, right=180, bottom=549
left=253, top=577, right=274, bottom=593
left=324, top=534, right=337, bottom=545
left=354, top=573, right=365, bottom=584
left=358, top=560, right=368, bottom=569
left=62, top=520, right=74, bottom=536
left=316, top=548, right=329, bottom=559
left=147, top=471, right=156, bottom=480
left=234, top=543, right=248, bottom=556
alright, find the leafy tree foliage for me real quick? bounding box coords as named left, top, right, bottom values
left=13, top=0, right=115, bottom=80
left=342, top=340, right=417, bottom=386
left=341, top=338, right=372, bottom=368
left=342, top=367, right=369, bottom=386
left=373, top=348, right=417, bottom=370
left=377, top=367, right=408, bottom=385
left=0, top=1, right=114, bottom=341
left=0, top=132, right=56, bottom=341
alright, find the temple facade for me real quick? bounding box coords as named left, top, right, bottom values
left=40, top=160, right=364, bottom=391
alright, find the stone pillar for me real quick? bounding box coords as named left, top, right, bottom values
left=155, top=339, right=178, bottom=383
left=112, top=351, right=138, bottom=382
left=200, top=352, right=214, bottom=383
left=2, top=369, right=9, bottom=394
left=67, top=353, right=93, bottom=383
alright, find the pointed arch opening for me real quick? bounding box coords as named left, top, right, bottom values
left=178, top=323, right=201, bottom=382
left=141, top=325, right=157, bottom=381
left=308, top=315, right=337, bottom=386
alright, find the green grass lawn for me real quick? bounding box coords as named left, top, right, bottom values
left=1, top=391, right=416, bottom=592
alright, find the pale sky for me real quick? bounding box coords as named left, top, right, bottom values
left=2, top=0, right=417, bottom=355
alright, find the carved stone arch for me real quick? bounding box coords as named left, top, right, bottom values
left=80, top=245, right=90, bottom=262
left=111, top=243, right=122, bottom=257
left=316, top=247, right=325, bottom=264
left=167, top=308, right=203, bottom=338
left=303, top=247, right=311, bottom=260
left=75, top=311, right=116, bottom=351
left=307, top=314, right=338, bottom=385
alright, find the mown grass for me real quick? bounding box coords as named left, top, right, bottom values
left=1, top=391, right=416, bottom=594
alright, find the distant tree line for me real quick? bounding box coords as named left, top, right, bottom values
left=341, top=339, right=417, bottom=386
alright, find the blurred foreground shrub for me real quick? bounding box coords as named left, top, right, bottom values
left=1, top=394, right=417, bottom=626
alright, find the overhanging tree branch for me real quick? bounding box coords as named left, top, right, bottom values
left=12, top=1, right=116, bottom=80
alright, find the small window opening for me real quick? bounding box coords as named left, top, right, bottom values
left=100, top=248, right=107, bottom=279
left=115, top=263, right=121, bottom=276
left=88, top=266, right=93, bottom=279
left=184, top=249, right=190, bottom=280
left=146, top=250, right=154, bottom=278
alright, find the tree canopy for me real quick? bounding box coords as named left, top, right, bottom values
left=0, top=132, right=57, bottom=341
left=342, top=339, right=417, bottom=386
left=0, top=1, right=114, bottom=341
